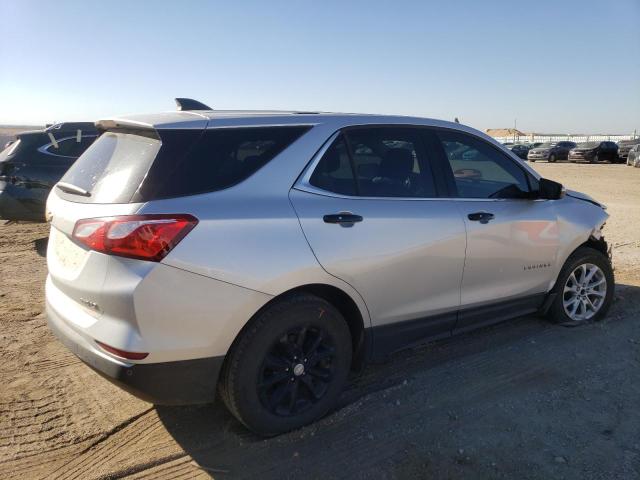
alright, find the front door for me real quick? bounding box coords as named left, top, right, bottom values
left=290, top=127, right=467, bottom=355
left=432, top=128, right=560, bottom=332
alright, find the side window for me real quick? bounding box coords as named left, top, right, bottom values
left=345, top=128, right=437, bottom=198
left=437, top=130, right=531, bottom=199
left=309, top=135, right=357, bottom=196
left=45, top=135, right=97, bottom=158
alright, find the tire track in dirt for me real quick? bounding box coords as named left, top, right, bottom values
left=45, top=409, right=183, bottom=480
left=124, top=456, right=210, bottom=480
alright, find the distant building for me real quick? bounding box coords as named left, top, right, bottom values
left=485, top=128, right=527, bottom=139
left=485, top=127, right=635, bottom=144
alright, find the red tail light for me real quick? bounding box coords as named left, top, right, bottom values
left=95, top=340, right=149, bottom=360
left=72, top=214, right=198, bottom=261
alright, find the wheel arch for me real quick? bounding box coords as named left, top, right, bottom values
left=223, top=283, right=370, bottom=374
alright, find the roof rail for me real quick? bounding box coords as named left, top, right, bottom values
left=174, top=98, right=212, bottom=111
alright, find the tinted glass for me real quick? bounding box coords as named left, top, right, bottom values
left=140, top=126, right=310, bottom=201
left=346, top=128, right=437, bottom=198
left=59, top=126, right=309, bottom=203
left=437, top=130, right=531, bottom=199
left=309, top=135, right=357, bottom=196
left=577, top=142, right=600, bottom=148
left=46, top=135, right=97, bottom=158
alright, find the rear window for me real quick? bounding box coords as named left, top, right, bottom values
left=58, top=126, right=310, bottom=203
left=59, top=130, right=162, bottom=203
left=44, top=135, right=97, bottom=158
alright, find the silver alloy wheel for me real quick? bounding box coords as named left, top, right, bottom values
left=563, top=263, right=607, bottom=321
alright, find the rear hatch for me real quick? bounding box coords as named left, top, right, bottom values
left=46, top=123, right=205, bottom=343
left=46, top=119, right=311, bottom=342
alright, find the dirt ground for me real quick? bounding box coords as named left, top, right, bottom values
left=1, top=162, right=639, bottom=479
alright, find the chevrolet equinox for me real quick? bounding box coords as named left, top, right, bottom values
left=46, top=101, right=613, bottom=435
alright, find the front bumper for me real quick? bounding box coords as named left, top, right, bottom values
left=527, top=152, right=549, bottom=160
left=46, top=300, right=224, bottom=405
left=569, top=152, right=595, bottom=162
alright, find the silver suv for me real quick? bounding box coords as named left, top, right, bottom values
left=46, top=102, right=613, bottom=435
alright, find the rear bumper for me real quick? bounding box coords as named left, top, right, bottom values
left=46, top=300, right=224, bottom=405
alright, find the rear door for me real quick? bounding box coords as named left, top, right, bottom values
left=431, top=129, right=560, bottom=332
left=290, top=127, right=467, bottom=355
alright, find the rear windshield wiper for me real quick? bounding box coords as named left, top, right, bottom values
left=56, top=182, right=91, bottom=197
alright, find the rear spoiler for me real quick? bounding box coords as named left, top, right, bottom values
left=94, top=119, right=156, bottom=133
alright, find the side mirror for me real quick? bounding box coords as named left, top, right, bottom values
left=538, top=178, right=565, bottom=200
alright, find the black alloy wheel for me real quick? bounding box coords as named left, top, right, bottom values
left=258, top=326, right=336, bottom=416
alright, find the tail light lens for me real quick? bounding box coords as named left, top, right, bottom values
left=72, top=214, right=198, bottom=261
left=95, top=340, right=149, bottom=360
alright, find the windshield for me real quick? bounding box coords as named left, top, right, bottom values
left=577, top=142, right=600, bottom=148
left=538, top=142, right=556, bottom=148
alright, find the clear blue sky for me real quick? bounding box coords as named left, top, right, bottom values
left=1, top=0, right=638, bottom=133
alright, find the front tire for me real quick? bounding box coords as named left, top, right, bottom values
left=219, top=294, right=352, bottom=436
left=547, top=247, right=614, bottom=326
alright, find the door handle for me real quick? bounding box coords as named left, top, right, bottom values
left=323, top=213, right=363, bottom=224
left=468, top=212, right=494, bottom=223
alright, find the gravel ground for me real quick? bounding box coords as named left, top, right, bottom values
left=0, top=162, right=638, bottom=479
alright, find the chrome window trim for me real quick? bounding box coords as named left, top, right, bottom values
left=37, top=135, right=98, bottom=158
left=293, top=184, right=547, bottom=202
left=294, top=129, right=545, bottom=202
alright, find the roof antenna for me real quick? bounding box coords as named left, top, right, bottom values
left=174, top=98, right=212, bottom=111
left=454, top=117, right=460, bottom=124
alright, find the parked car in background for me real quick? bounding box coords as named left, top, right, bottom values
left=0, top=122, right=97, bottom=222
left=527, top=141, right=576, bottom=162
left=509, top=144, right=530, bottom=159
left=626, top=144, right=640, bottom=167
left=568, top=141, right=619, bottom=163
left=617, top=139, right=640, bottom=162
left=45, top=102, right=613, bottom=435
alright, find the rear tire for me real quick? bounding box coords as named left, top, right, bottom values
left=219, top=293, right=352, bottom=436
left=547, top=247, right=614, bottom=327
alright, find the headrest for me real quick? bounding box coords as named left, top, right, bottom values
left=380, top=149, right=414, bottom=180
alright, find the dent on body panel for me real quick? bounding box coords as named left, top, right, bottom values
left=553, top=197, right=608, bottom=284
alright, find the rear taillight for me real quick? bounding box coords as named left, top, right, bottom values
left=95, top=340, right=149, bottom=360
left=72, top=214, right=198, bottom=261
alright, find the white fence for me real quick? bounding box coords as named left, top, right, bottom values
left=494, top=134, right=637, bottom=144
